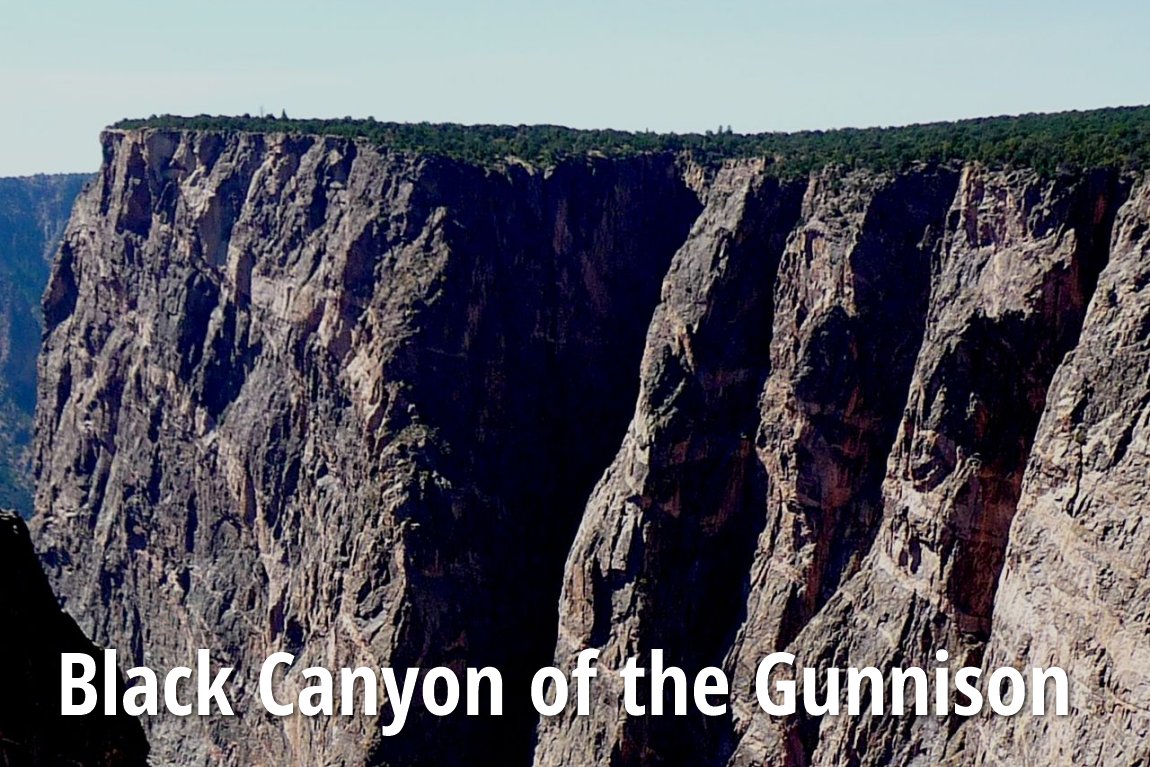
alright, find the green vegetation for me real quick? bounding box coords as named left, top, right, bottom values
left=114, top=106, right=1150, bottom=176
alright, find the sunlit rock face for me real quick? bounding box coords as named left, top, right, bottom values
left=32, top=126, right=1149, bottom=767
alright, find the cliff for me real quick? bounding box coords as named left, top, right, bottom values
left=31, top=124, right=1150, bottom=766
left=0, top=174, right=88, bottom=515
left=34, top=129, right=701, bottom=766
left=961, top=175, right=1150, bottom=767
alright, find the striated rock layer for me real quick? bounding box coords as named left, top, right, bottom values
left=724, top=166, right=1127, bottom=767
left=32, top=127, right=1150, bottom=767
left=33, top=129, right=700, bottom=766
left=536, top=164, right=1144, bottom=767
left=962, top=176, right=1150, bottom=766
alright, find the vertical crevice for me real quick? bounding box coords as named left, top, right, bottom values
left=603, top=173, right=808, bottom=767
left=962, top=169, right=1130, bottom=640
left=368, top=155, right=705, bottom=767
left=725, top=167, right=1135, bottom=767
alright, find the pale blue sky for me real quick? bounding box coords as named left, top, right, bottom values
left=2, top=0, right=1147, bottom=175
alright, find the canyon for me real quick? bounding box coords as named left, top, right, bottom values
left=0, top=174, right=87, bottom=515
left=13, top=122, right=1150, bottom=766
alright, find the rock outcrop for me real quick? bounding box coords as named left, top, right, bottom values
left=0, top=510, right=148, bottom=766
left=0, top=174, right=88, bottom=515
left=960, top=176, right=1150, bottom=766
left=30, top=126, right=1150, bottom=767
left=33, top=129, right=700, bottom=767
left=534, top=163, right=1140, bottom=767
left=535, top=164, right=962, bottom=766
left=723, top=166, right=1127, bottom=767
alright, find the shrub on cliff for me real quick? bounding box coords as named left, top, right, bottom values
left=113, top=105, right=1150, bottom=176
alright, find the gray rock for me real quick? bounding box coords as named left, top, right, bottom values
left=31, top=127, right=1150, bottom=767
left=33, top=129, right=700, bottom=767
left=960, top=176, right=1150, bottom=767
left=725, top=165, right=1128, bottom=767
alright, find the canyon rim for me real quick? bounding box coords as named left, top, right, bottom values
left=2, top=107, right=1148, bottom=766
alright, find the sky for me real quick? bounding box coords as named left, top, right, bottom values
left=2, top=0, right=1148, bottom=175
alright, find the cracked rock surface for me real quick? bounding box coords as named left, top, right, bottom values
left=31, top=128, right=1150, bottom=767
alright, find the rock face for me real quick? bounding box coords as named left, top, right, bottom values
left=960, top=176, right=1150, bottom=766
left=535, top=163, right=1140, bottom=767
left=535, top=165, right=961, bottom=767
left=31, top=127, right=1150, bottom=767
left=33, top=129, right=700, bottom=766
left=0, top=510, right=148, bottom=766
left=0, top=174, right=88, bottom=515
left=723, top=166, right=1127, bottom=767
